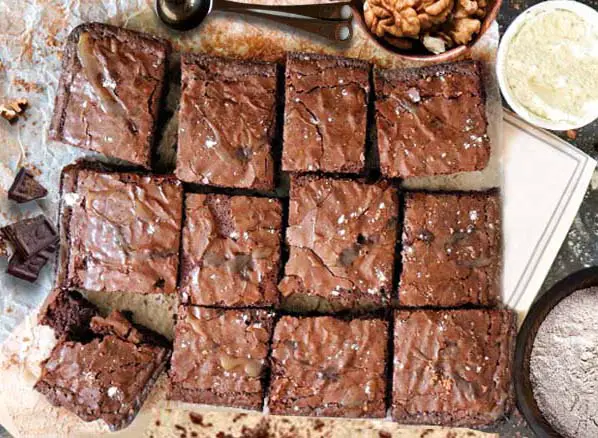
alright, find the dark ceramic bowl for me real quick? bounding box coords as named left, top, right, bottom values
left=352, top=0, right=502, bottom=63
left=515, top=266, right=598, bottom=438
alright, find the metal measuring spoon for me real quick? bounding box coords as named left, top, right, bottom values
left=156, top=0, right=353, bottom=41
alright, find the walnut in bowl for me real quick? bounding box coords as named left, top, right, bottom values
left=359, top=0, right=500, bottom=59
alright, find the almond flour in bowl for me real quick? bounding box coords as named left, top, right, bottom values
left=530, top=286, right=598, bottom=438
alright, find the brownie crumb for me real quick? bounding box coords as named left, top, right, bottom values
left=189, top=412, right=212, bottom=428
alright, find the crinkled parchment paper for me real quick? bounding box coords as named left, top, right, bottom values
left=0, top=0, right=503, bottom=436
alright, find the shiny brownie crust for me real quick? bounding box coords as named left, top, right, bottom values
left=282, top=52, right=370, bottom=174
left=375, top=60, right=490, bottom=178
left=399, top=191, right=501, bottom=307
left=279, top=176, right=398, bottom=312
left=168, top=307, right=274, bottom=410
left=176, top=53, right=278, bottom=190
left=49, top=23, right=170, bottom=168
left=268, top=316, right=388, bottom=418
left=59, top=165, right=183, bottom=295
left=179, top=194, right=282, bottom=307
left=392, top=309, right=515, bottom=427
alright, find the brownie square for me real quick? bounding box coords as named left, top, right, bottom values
left=392, top=309, right=515, bottom=427
left=168, top=307, right=274, bottom=410
left=399, top=191, right=501, bottom=307
left=38, top=288, right=99, bottom=340
left=180, top=194, right=282, bottom=307
left=176, top=53, right=277, bottom=190
left=49, top=23, right=170, bottom=168
left=282, top=53, right=370, bottom=174
left=34, top=311, right=171, bottom=431
left=279, top=176, right=397, bottom=312
left=375, top=61, right=490, bottom=178
left=268, top=316, right=388, bottom=418
left=60, top=166, right=183, bottom=295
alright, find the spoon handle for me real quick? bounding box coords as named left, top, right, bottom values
left=213, top=0, right=353, bottom=20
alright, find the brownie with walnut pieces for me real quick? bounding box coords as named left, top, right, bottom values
left=38, top=288, right=99, bottom=340
left=176, top=53, right=278, bottom=190
left=278, top=176, right=397, bottom=312
left=399, top=191, right=501, bottom=307
left=49, top=23, right=170, bottom=168
left=282, top=52, right=370, bottom=174
left=375, top=61, right=490, bottom=178
left=180, top=194, right=282, bottom=307
left=34, top=310, right=171, bottom=431
left=268, top=316, right=388, bottom=418
left=59, top=165, right=183, bottom=295
left=168, top=307, right=274, bottom=410
left=392, top=309, right=515, bottom=427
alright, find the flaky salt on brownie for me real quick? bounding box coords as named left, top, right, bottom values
left=180, top=194, right=282, bottom=307
left=279, top=176, right=398, bottom=312
left=58, top=164, right=183, bottom=295
left=392, top=309, right=515, bottom=427
left=399, top=191, right=501, bottom=307
left=168, top=307, right=274, bottom=410
left=176, top=53, right=278, bottom=190
left=282, top=52, right=370, bottom=174
left=49, top=23, right=170, bottom=168
left=375, top=61, right=490, bottom=178
left=268, top=316, right=388, bottom=418
left=34, top=311, right=171, bottom=431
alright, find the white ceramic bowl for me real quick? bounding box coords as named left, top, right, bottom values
left=496, top=1, right=598, bottom=131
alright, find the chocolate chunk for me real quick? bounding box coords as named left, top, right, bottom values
left=1, top=215, right=58, bottom=258
left=8, top=168, right=48, bottom=203
left=7, top=243, right=57, bottom=282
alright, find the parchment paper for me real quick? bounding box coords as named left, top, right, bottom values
left=0, top=0, right=503, bottom=436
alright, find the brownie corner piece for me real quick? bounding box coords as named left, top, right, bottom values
left=279, top=176, right=397, bottom=312
left=374, top=60, right=490, bottom=178
left=38, top=288, right=99, bottom=340
left=399, top=190, right=501, bottom=307
left=168, top=306, right=274, bottom=410
left=61, top=166, right=183, bottom=295
left=49, top=22, right=170, bottom=168
left=34, top=310, right=171, bottom=431
left=176, top=53, right=277, bottom=190
left=180, top=193, right=282, bottom=307
left=282, top=52, right=370, bottom=174
left=392, top=309, right=515, bottom=427
left=268, top=315, right=388, bottom=418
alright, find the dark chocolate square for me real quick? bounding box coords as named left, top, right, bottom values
left=399, top=191, right=501, bottom=307
left=176, top=53, right=277, bottom=190
left=168, top=307, right=274, bottom=410
left=282, top=53, right=369, bottom=174
left=268, top=316, right=388, bottom=418
left=1, top=215, right=58, bottom=258
left=180, top=194, right=282, bottom=307
left=7, top=243, right=57, bottom=283
left=392, top=309, right=515, bottom=427
left=8, top=167, right=48, bottom=203
left=279, top=176, right=397, bottom=312
left=49, top=23, right=170, bottom=168
left=375, top=61, right=490, bottom=178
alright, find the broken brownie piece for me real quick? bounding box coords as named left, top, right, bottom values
left=8, top=167, right=48, bottom=203
left=34, top=310, right=171, bottom=431
left=49, top=23, right=170, bottom=168
left=38, top=288, right=99, bottom=340
left=1, top=215, right=58, bottom=258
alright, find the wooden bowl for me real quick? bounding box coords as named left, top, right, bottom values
left=351, top=0, right=502, bottom=63
left=514, top=266, right=598, bottom=438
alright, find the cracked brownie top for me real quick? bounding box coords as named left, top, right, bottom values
left=392, top=309, right=515, bottom=427
left=63, top=168, right=183, bottom=295
left=399, top=191, right=501, bottom=307
left=49, top=23, right=170, bottom=168
left=282, top=52, right=370, bottom=174
left=279, top=176, right=398, bottom=312
left=176, top=53, right=278, bottom=191
left=375, top=60, right=490, bottom=178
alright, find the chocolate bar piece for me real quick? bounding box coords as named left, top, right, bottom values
left=7, top=243, right=57, bottom=282
left=8, top=168, right=48, bottom=203
left=1, top=215, right=58, bottom=258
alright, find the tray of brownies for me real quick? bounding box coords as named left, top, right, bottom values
left=0, top=0, right=577, bottom=436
